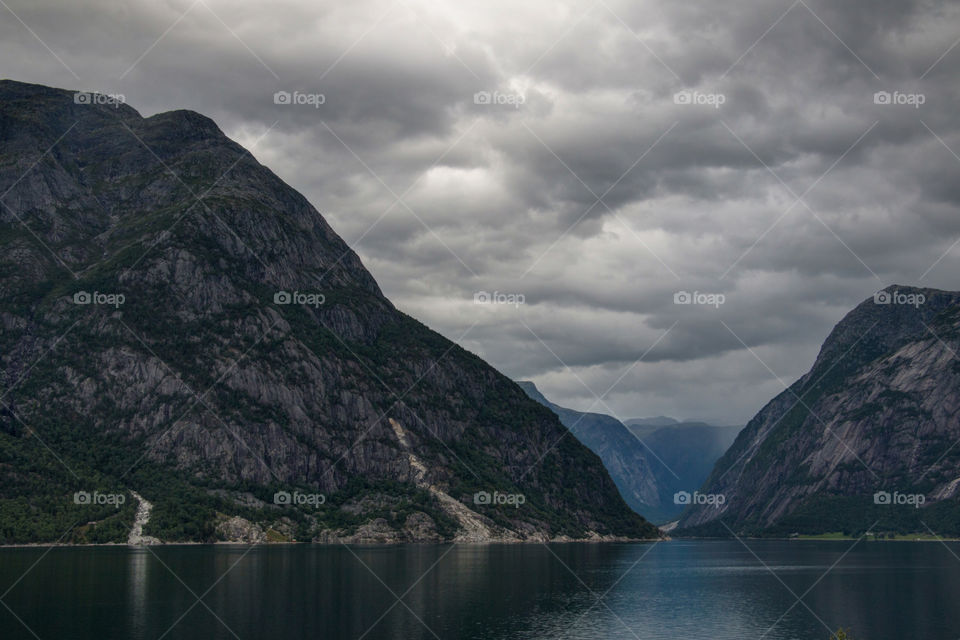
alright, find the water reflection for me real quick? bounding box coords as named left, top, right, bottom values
left=126, top=548, right=149, bottom=639
left=2, top=541, right=960, bottom=640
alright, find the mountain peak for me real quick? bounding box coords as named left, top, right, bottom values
left=0, top=82, right=657, bottom=544
left=680, top=286, right=960, bottom=536
left=144, top=109, right=226, bottom=139
left=0, top=78, right=141, bottom=121
left=810, top=285, right=960, bottom=384
left=625, top=416, right=679, bottom=428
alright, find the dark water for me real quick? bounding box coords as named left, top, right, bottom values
left=2, top=540, right=959, bottom=639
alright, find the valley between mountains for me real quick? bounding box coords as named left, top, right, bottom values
left=3, top=80, right=960, bottom=547
left=0, top=80, right=656, bottom=545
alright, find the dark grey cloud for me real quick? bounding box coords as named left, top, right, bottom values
left=2, top=0, right=959, bottom=423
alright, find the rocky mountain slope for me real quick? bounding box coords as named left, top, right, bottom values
left=517, top=382, right=740, bottom=523
left=516, top=381, right=661, bottom=519
left=0, top=80, right=658, bottom=544
left=624, top=416, right=682, bottom=432
left=679, top=286, right=960, bottom=536
left=625, top=419, right=741, bottom=521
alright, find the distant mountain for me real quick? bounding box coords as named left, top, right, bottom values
left=623, top=417, right=678, bottom=441
left=679, top=286, right=960, bottom=537
left=517, top=382, right=740, bottom=523
left=627, top=421, right=741, bottom=520
left=0, top=80, right=658, bottom=544
left=516, top=382, right=661, bottom=519
left=625, top=416, right=680, bottom=429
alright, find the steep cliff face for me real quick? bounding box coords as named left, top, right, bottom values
left=679, top=286, right=960, bottom=536
left=518, top=382, right=742, bottom=523
left=0, top=80, right=657, bottom=544
left=625, top=420, right=741, bottom=522
left=516, top=381, right=662, bottom=519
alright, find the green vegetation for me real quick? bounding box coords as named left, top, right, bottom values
left=0, top=83, right=659, bottom=546
left=677, top=490, right=960, bottom=539
left=794, top=532, right=948, bottom=541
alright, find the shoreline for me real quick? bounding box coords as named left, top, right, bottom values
left=6, top=535, right=960, bottom=548
left=671, top=535, right=960, bottom=542
left=0, top=537, right=663, bottom=549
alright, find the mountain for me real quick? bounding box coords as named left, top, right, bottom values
left=625, top=420, right=741, bottom=519
left=516, top=381, right=662, bottom=519
left=624, top=417, right=680, bottom=434
left=679, top=285, right=960, bottom=537
left=516, top=382, right=741, bottom=523
left=0, top=80, right=658, bottom=544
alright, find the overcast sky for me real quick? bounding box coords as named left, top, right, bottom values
left=2, top=0, right=959, bottom=425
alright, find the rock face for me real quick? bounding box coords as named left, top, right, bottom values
left=518, top=381, right=741, bottom=523
left=517, top=382, right=661, bottom=517
left=624, top=419, right=741, bottom=522
left=0, top=80, right=658, bottom=544
left=679, top=286, right=960, bottom=536
left=215, top=516, right=267, bottom=545
left=127, top=491, right=160, bottom=545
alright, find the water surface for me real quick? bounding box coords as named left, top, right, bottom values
left=2, top=540, right=958, bottom=639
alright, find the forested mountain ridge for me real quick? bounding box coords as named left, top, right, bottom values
left=0, top=80, right=657, bottom=544
left=679, top=286, right=960, bottom=536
